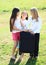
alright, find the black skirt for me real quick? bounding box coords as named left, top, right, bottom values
left=19, top=31, right=35, bottom=54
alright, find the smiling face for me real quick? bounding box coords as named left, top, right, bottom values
left=30, top=8, right=38, bottom=20
left=30, top=10, right=35, bottom=18
left=21, top=11, right=28, bottom=20
left=16, top=12, right=20, bottom=19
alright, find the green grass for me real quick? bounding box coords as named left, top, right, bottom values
left=0, top=10, right=46, bottom=65
left=0, top=0, right=46, bottom=65
left=0, top=0, right=46, bottom=13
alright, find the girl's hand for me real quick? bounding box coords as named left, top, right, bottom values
left=23, top=29, right=29, bottom=32
left=28, top=30, right=35, bottom=35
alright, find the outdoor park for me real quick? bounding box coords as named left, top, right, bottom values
left=0, top=0, right=46, bottom=65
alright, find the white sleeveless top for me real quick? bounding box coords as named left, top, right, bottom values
left=12, top=19, right=22, bottom=33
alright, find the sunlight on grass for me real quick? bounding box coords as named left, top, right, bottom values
left=0, top=0, right=46, bottom=64
left=0, top=10, right=46, bottom=65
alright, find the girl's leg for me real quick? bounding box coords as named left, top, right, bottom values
left=30, top=52, right=34, bottom=58
left=19, top=53, right=24, bottom=61
left=12, top=41, right=18, bottom=59
left=15, top=43, right=19, bottom=58
left=34, top=42, right=39, bottom=57
left=34, top=34, right=40, bottom=58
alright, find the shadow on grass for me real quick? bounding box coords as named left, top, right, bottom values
left=25, top=58, right=37, bottom=65
left=8, top=58, right=21, bottom=65
left=8, top=58, right=37, bottom=65
left=15, top=59, right=21, bottom=65
left=8, top=58, right=15, bottom=65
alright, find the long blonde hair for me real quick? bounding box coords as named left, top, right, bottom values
left=30, top=7, right=39, bottom=21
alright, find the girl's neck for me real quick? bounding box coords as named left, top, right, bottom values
left=16, top=16, right=20, bottom=20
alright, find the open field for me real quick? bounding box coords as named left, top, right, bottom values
left=0, top=10, right=46, bottom=65
left=0, top=0, right=46, bottom=13
left=0, top=0, right=46, bottom=65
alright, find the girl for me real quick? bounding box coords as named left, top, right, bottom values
left=10, top=8, right=22, bottom=60
left=19, top=11, right=28, bottom=60
left=20, top=11, right=28, bottom=30
left=28, top=7, right=42, bottom=58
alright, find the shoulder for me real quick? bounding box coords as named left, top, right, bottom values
left=25, top=19, right=28, bottom=22
left=28, top=16, right=32, bottom=23
left=25, top=20, right=28, bottom=24
left=37, top=17, right=42, bottom=26
left=15, top=18, right=20, bottom=22
left=24, top=20, right=28, bottom=25
left=28, top=16, right=32, bottom=20
left=38, top=17, right=42, bottom=22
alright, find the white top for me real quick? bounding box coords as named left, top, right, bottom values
left=21, top=19, right=28, bottom=30
left=27, top=16, right=42, bottom=33
left=12, top=19, right=22, bottom=33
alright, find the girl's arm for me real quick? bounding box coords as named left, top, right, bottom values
left=11, top=19, right=22, bottom=32
left=13, top=25, right=22, bottom=31
left=20, top=21, right=25, bottom=28
left=28, top=30, right=35, bottom=35
left=20, top=20, right=29, bottom=32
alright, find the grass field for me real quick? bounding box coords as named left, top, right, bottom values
left=0, top=0, right=46, bottom=13
left=0, top=0, right=46, bottom=65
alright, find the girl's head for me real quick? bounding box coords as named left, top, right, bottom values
left=21, top=11, right=28, bottom=20
left=11, top=8, right=20, bottom=19
left=10, top=8, right=20, bottom=32
left=30, top=7, right=39, bottom=21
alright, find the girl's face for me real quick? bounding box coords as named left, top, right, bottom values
left=16, top=12, right=20, bottom=19
left=30, top=11, right=35, bottom=18
left=21, top=12, right=27, bottom=20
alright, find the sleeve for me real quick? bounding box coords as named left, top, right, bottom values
left=28, top=16, right=32, bottom=23
left=26, top=17, right=32, bottom=29
left=34, top=18, right=42, bottom=33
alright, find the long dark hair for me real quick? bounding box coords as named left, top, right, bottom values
left=10, top=8, right=20, bottom=32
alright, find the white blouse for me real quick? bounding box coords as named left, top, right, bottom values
left=12, top=19, right=22, bottom=33
left=27, top=16, right=42, bottom=33
left=20, top=19, right=28, bottom=30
